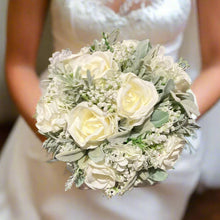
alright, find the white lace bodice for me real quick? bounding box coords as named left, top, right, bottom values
left=50, top=0, right=191, bottom=60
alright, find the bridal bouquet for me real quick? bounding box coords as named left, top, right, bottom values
left=36, top=30, right=200, bottom=197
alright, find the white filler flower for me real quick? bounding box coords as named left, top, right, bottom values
left=67, top=102, right=117, bottom=149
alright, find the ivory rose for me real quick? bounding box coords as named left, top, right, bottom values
left=67, top=102, right=117, bottom=149
left=67, top=51, right=118, bottom=79
left=36, top=99, right=66, bottom=133
left=85, top=160, right=116, bottom=190
left=149, top=53, right=191, bottom=92
left=117, top=73, right=159, bottom=126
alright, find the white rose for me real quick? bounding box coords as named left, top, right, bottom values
left=49, top=49, right=87, bottom=68
left=49, top=49, right=73, bottom=66
left=117, top=73, right=159, bottom=127
left=36, top=99, right=66, bottom=133
left=67, top=51, right=118, bottom=79
left=85, top=160, right=116, bottom=190
left=48, top=49, right=89, bottom=76
left=156, top=136, right=185, bottom=170
left=67, top=102, right=117, bottom=149
left=150, top=55, right=191, bottom=92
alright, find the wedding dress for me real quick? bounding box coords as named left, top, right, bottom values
left=0, top=0, right=212, bottom=219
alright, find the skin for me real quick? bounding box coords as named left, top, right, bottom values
left=5, top=0, right=220, bottom=141
left=192, top=0, right=220, bottom=116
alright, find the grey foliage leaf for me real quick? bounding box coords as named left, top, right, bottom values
left=46, top=158, right=58, bottom=163
left=108, top=29, right=120, bottom=45
left=120, top=175, right=137, bottom=195
left=107, top=130, right=131, bottom=144
left=135, top=40, right=152, bottom=59
left=151, top=110, right=169, bottom=128
left=88, top=147, right=105, bottom=163
left=132, top=40, right=152, bottom=71
left=151, top=75, right=161, bottom=85
left=170, top=91, right=181, bottom=103
left=170, top=91, right=200, bottom=117
left=65, top=175, right=75, bottom=191
left=42, top=137, right=61, bottom=155
left=56, top=148, right=85, bottom=162
left=65, top=169, right=85, bottom=190
left=180, top=99, right=200, bottom=117
left=175, top=91, right=194, bottom=101
left=132, top=119, right=154, bottom=137
left=148, top=168, right=168, bottom=182
left=75, top=174, right=85, bottom=188
left=78, top=156, right=88, bottom=169
left=86, top=70, right=93, bottom=87
left=159, top=79, right=175, bottom=101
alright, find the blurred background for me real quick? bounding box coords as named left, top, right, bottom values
left=0, top=0, right=220, bottom=219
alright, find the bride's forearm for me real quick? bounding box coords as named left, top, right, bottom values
left=6, top=65, right=44, bottom=141
left=5, top=0, right=50, bottom=141
left=191, top=63, right=220, bottom=117
left=196, top=1, right=220, bottom=117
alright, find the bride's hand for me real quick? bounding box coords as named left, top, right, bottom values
left=5, top=0, right=50, bottom=141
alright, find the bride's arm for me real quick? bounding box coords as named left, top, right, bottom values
left=5, top=0, right=50, bottom=140
left=192, top=0, right=220, bottom=117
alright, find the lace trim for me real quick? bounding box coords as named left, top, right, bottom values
left=103, top=0, right=152, bottom=15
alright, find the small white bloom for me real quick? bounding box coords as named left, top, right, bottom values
left=85, top=160, right=116, bottom=190
left=36, top=98, right=66, bottom=133
left=67, top=102, right=118, bottom=149
left=121, top=39, right=138, bottom=49
left=108, top=144, right=145, bottom=172
left=49, top=49, right=73, bottom=66
left=174, top=64, right=191, bottom=92
left=149, top=54, right=191, bottom=92
left=155, top=136, right=185, bottom=170
left=48, top=49, right=87, bottom=74
left=117, top=73, right=159, bottom=127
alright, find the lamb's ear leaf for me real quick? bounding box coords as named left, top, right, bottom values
left=148, top=168, right=168, bottom=182
left=159, top=79, right=175, bottom=101
left=108, top=29, right=120, bottom=45
left=56, top=148, right=85, bottom=162
left=134, top=40, right=152, bottom=63
left=180, top=99, right=200, bottom=117
left=88, top=147, right=105, bottom=163
left=108, top=130, right=131, bottom=144
left=131, top=119, right=154, bottom=137
left=151, top=110, right=169, bottom=128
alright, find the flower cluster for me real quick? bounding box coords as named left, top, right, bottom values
left=36, top=30, right=200, bottom=197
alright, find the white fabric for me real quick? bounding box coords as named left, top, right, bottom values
left=0, top=0, right=215, bottom=219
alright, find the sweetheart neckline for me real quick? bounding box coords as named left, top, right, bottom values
left=80, top=0, right=154, bottom=18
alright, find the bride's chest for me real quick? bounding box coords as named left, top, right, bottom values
left=51, top=0, right=191, bottom=45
